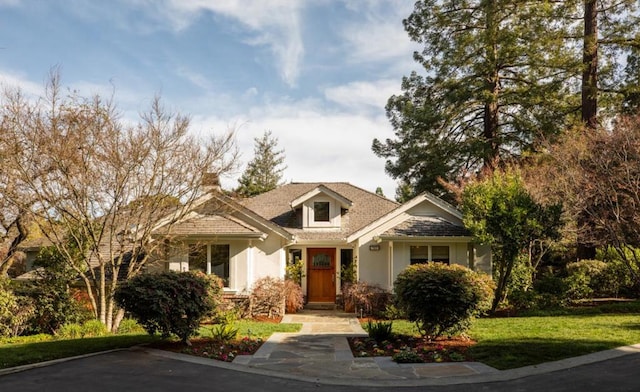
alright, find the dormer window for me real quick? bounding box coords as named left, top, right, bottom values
left=313, top=202, right=330, bottom=222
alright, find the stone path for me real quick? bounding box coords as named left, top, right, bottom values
left=231, top=310, right=498, bottom=380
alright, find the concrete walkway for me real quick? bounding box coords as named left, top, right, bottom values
left=231, top=310, right=499, bottom=381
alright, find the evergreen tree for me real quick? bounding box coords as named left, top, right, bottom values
left=372, top=0, right=576, bottom=199
left=571, top=0, right=640, bottom=128
left=236, top=131, right=286, bottom=197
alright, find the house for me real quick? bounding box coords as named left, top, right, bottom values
left=158, top=182, right=491, bottom=304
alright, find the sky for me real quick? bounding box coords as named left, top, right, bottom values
left=0, top=0, right=422, bottom=198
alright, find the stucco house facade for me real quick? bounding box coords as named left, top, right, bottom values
left=159, top=182, right=492, bottom=305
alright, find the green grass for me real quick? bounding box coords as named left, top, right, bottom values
left=1, top=320, right=303, bottom=370
left=379, top=309, right=640, bottom=370
left=233, top=319, right=301, bottom=338
left=0, top=334, right=158, bottom=370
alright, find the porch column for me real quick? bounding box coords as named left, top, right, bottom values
left=247, top=240, right=254, bottom=289
left=206, top=244, right=212, bottom=275
left=388, top=241, right=394, bottom=290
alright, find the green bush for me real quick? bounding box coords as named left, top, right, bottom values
left=365, top=320, right=394, bottom=342
left=113, top=271, right=215, bottom=344
left=81, top=319, right=108, bottom=337
left=394, top=263, right=494, bottom=339
left=0, top=278, right=35, bottom=337
left=206, top=324, right=239, bottom=343
left=116, top=318, right=145, bottom=335
left=57, top=323, right=83, bottom=339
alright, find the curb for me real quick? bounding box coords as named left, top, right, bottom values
left=2, top=343, right=640, bottom=387
left=140, top=343, right=640, bottom=387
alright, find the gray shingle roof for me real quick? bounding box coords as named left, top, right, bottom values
left=170, top=213, right=264, bottom=236
left=239, top=182, right=399, bottom=240
left=382, top=216, right=470, bottom=237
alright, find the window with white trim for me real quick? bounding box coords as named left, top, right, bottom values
left=188, top=244, right=230, bottom=287
left=410, top=245, right=450, bottom=265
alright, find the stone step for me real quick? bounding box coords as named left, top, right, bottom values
left=304, top=302, right=337, bottom=310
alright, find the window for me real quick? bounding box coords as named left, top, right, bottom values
left=188, top=244, right=230, bottom=287
left=340, top=248, right=354, bottom=284
left=431, top=246, right=450, bottom=264
left=410, top=246, right=429, bottom=264
left=211, top=244, right=230, bottom=287
left=410, top=245, right=450, bottom=265
left=313, top=201, right=330, bottom=222
left=188, top=244, right=207, bottom=272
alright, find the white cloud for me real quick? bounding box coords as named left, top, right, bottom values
left=190, top=99, right=398, bottom=198
left=323, top=79, right=400, bottom=112
left=175, top=67, right=212, bottom=90
left=162, top=0, right=305, bottom=87
left=338, top=1, right=420, bottom=69
left=0, top=70, right=45, bottom=97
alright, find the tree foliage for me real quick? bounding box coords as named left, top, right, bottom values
left=535, top=115, right=640, bottom=286
left=0, top=71, right=238, bottom=332
left=113, top=271, right=217, bottom=344
left=373, top=0, right=575, bottom=199
left=462, top=169, right=562, bottom=311
left=236, top=130, right=286, bottom=197
left=394, top=263, right=494, bottom=339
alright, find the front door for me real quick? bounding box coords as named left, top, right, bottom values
left=307, top=248, right=336, bottom=302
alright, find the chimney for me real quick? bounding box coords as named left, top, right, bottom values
left=202, top=172, right=221, bottom=193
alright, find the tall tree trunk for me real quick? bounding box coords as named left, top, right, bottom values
left=577, top=0, right=599, bottom=260
left=582, top=0, right=598, bottom=129
left=483, top=0, right=500, bottom=171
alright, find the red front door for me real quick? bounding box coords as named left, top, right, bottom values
left=307, top=248, right=336, bottom=302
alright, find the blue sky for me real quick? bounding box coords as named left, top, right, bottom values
left=0, top=0, right=420, bottom=197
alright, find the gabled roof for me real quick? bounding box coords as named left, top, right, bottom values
left=381, top=216, right=470, bottom=238
left=239, top=182, right=398, bottom=241
left=290, top=185, right=353, bottom=209
left=346, top=191, right=464, bottom=243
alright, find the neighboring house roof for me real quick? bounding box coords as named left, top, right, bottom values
left=381, top=216, right=470, bottom=238
left=239, top=182, right=399, bottom=241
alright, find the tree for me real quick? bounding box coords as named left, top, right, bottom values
left=0, top=72, right=238, bottom=332
left=461, top=168, right=562, bottom=311
left=236, top=130, right=286, bottom=197
left=373, top=0, right=575, bottom=199
left=571, top=0, right=640, bottom=128
left=536, top=115, right=640, bottom=286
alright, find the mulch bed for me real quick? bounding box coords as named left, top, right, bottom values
left=347, top=335, right=475, bottom=363
left=149, top=336, right=265, bottom=362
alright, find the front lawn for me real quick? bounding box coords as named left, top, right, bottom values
left=0, top=334, right=159, bottom=370
left=0, top=320, right=302, bottom=370
left=363, top=310, right=640, bottom=369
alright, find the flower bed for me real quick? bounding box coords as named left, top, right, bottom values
left=347, top=335, right=475, bottom=363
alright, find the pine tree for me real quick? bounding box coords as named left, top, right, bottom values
left=373, top=0, right=577, bottom=199
left=236, top=131, right=286, bottom=197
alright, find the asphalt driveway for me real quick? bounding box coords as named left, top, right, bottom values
left=1, top=349, right=639, bottom=392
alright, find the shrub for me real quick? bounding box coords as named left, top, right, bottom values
left=285, top=257, right=305, bottom=285
left=57, top=323, right=83, bottom=339
left=81, top=319, right=109, bottom=337
left=342, top=281, right=391, bottom=317
left=20, top=245, right=88, bottom=335
left=206, top=324, right=239, bottom=343
left=117, top=318, right=145, bottom=335
left=113, top=271, right=215, bottom=344
left=284, top=280, right=304, bottom=314
left=249, top=277, right=286, bottom=318
left=192, top=272, right=224, bottom=323
left=365, top=320, right=394, bottom=342
left=394, top=263, right=494, bottom=339
left=0, top=277, right=35, bottom=337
